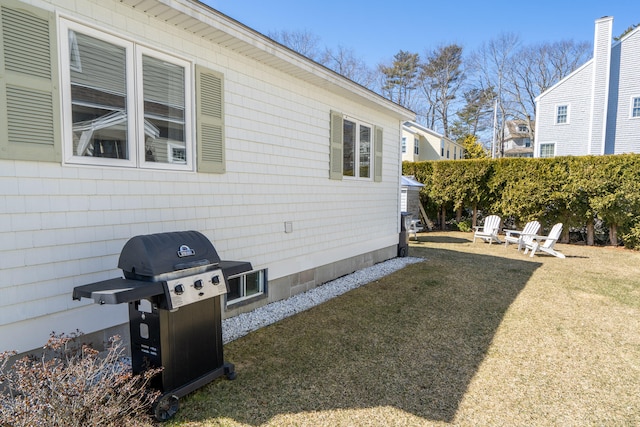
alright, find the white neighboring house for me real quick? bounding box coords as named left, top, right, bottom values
left=534, top=16, right=640, bottom=157
left=502, top=120, right=534, bottom=158
left=402, top=121, right=464, bottom=161
left=0, top=0, right=414, bottom=354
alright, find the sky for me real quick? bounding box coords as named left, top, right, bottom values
left=204, top=0, right=640, bottom=68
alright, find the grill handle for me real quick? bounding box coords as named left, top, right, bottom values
left=174, top=258, right=211, bottom=271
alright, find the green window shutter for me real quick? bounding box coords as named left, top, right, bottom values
left=329, top=110, right=343, bottom=180
left=374, top=125, right=383, bottom=182
left=0, top=2, right=60, bottom=162
left=195, top=65, right=225, bottom=173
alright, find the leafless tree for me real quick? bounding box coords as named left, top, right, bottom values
left=268, top=29, right=322, bottom=61
left=468, top=33, right=521, bottom=155
left=319, top=45, right=376, bottom=88
left=506, top=40, right=591, bottom=141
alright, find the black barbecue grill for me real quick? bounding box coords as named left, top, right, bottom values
left=72, top=230, right=252, bottom=420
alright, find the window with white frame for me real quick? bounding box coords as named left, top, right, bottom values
left=343, top=117, right=372, bottom=179
left=556, top=105, right=568, bottom=124
left=539, top=143, right=555, bottom=158
left=60, top=20, right=192, bottom=170
left=401, top=137, right=407, bottom=153
left=440, top=140, right=444, bottom=157
left=329, top=111, right=382, bottom=182
left=226, top=270, right=267, bottom=305
left=632, top=97, right=640, bottom=118
left=414, top=137, right=419, bottom=155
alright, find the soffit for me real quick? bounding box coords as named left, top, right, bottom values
left=119, top=0, right=414, bottom=120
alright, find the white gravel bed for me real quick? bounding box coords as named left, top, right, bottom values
left=222, top=256, right=424, bottom=343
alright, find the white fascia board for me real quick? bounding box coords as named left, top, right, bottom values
left=403, top=121, right=444, bottom=138
left=121, top=0, right=414, bottom=120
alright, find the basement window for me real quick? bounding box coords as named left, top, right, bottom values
left=226, top=269, right=267, bottom=306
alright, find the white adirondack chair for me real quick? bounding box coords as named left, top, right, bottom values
left=473, top=215, right=502, bottom=244
left=408, top=218, right=424, bottom=240
left=524, top=223, right=565, bottom=258
left=504, top=220, right=541, bottom=251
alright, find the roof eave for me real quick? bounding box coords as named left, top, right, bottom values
left=120, top=0, right=415, bottom=120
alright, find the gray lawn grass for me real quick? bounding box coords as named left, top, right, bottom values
left=168, top=231, right=640, bottom=426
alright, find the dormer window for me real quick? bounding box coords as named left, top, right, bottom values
left=518, top=124, right=528, bottom=132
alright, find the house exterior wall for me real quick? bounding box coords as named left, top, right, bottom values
left=588, top=17, right=613, bottom=155
left=612, top=29, right=640, bottom=153
left=0, top=0, right=412, bottom=353
left=535, top=16, right=640, bottom=157
left=401, top=122, right=463, bottom=161
left=535, top=63, right=594, bottom=156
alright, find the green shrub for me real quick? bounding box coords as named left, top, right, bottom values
left=449, top=218, right=472, bottom=232
left=622, top=222, right=640, bottom=250
left=404, top=154, right=640, bottom=249
left=0, top=332, right=161, bottom=427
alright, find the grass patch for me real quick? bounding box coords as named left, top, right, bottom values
left=168, top=232, right=640, bottom=426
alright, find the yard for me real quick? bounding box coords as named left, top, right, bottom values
left=168, top=231, right=640, bottom=426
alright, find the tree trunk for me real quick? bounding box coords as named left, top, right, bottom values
left=586, top=219, right=595, bottom=246
left=456, top=207, right=462, bottom=222
left=472, top=203, right=478, bottom=228
left=441, top=205, right=447, bottom=231
left=610, top=223, right=618, bottom=246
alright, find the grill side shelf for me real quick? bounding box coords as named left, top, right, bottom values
left=73, top=278, right=165, bottom=305
left=218, top=260, right=253, bottom=279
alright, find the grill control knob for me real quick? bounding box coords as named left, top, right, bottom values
left=194, top=279, right=203, bottom=290
left=212, top=275, right=220, bottom=284
left=174, top=284, right=185, bottom=295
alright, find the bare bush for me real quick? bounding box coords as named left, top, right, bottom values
left=0, top=331, right=160, bottom=427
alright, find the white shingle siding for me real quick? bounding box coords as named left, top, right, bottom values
left=0, top=0, right=411, bottom=352
left=535, top=17, right=640, bottom=157
left=588, top=17, right=613, bottom=155
left=536, top=63, right=594, bottom=156
left=613, top=30, right=640, bottom=153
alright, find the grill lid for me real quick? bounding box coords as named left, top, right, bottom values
left=118, top=230, right=221, bottom=279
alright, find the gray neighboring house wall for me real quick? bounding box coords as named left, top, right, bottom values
left=534, top=16, right=640, bottom=157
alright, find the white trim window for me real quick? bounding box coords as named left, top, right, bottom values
left=226, top=270, right=267, bottom=305
left=343, top=117, right=372, bottom=179
left=401, top=137, right=407, bottom=153
left=539, top=142, right=555, bottom=158
left=60, top=20, right=192, bottom=170
left=556, top=104, right=569, bottom=124
left=632, top=97, right=640, bottom=118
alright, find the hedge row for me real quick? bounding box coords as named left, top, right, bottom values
left=402, top=154, right=640, bottom=249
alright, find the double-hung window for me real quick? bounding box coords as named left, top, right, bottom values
left=329, top=111, right=383, bottom=182
left=632, top=97, right=640, bottom=118
left=401, top=137, right=407, bottom=153
left=414, top=137, right=419, bottom=155
left=556, top=105, right=568, bottom=124
left=343, top=117, right=372, bottom=178
left=60, top=20, right=192, bottom=170
left=539, top=143, right=555, bottom=158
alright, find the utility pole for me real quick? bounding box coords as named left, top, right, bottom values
left=491, top=99, right=498, bottom=158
